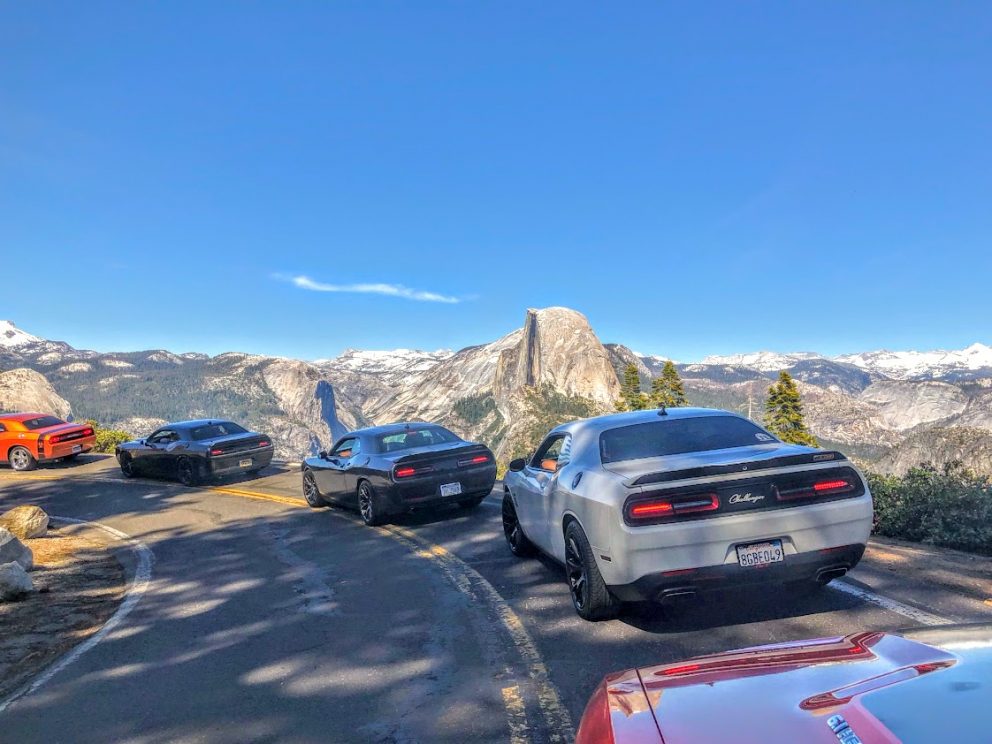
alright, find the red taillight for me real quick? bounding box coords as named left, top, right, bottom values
left=778, top=478, right=854, bottom=501
left=258, top=440, right=270, bottom=448
left=82, top=428, right=94, bottom=437
left=458, top=454, right=490, bottom=467
left=210, top=448, right=224, bottom=456
left=575, top=681, right=616, bottom=744
left=630, top=500, right=675, bottom=518
left=813, top=480, right=850, bottom=493
left=627, top=493, right=719, bottom=522
left=394, top=466, right=417, bottom=478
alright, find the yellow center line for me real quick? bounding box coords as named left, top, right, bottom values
left=2, top=472, right=570, bottom=742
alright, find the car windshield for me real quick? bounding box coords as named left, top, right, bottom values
left=21, top=415, right=65, bottom=430
left=377, top=427, right=460, bottom=453
left=599, top=416, right=777, bottom=464
left=189, top=422, right=248, bottom=440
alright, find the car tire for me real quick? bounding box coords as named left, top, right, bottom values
left=358, top=480, right=386, bottom=526
left=459, top=494, right=487, bottom=509
left=177, top=457, right=200, bottom=487
left=501, top=493, right=535, bottom=557
left=119, top=453, right=136, bottom=478
left=564, top=520, right=619, bottom=621
left=8, top=446, right=37, bottom=472
left=302, top=469, right=326, bottom=508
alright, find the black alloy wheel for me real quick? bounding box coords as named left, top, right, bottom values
left=358, top=481, right=385, bottom=526
left=563, top=521, right=619, bottom=621
left=177, top=457, right=199, bottom=487
left=501, top=493, right=534, bottom=557
left=302, top=470, right=325, bottom=508
left=119, top=453, right=135, bottom=478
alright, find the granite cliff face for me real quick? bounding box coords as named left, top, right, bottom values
left=367, top=308, right=622, bottom=458
left=0, top=368, right=73, bottom=420
left=3, top=317, right=992, bottom=473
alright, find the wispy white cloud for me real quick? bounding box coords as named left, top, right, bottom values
left=275, top=274, right=461, bottom=304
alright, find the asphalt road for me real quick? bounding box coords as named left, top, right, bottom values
left=1, top=455, right=990, bottom=743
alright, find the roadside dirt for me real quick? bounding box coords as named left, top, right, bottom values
left=0, top=527, right=126, bottom=700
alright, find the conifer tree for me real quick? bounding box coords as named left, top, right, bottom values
left=764, top=371, right=818, bottom=446
left=649, top=360, right=688, bottom=408
left=616, top=363, right=647, bottom=412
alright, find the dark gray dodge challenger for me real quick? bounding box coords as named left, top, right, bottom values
left=116, top=419, right=274, bottom=486
left=302, top=422, right=497, bottom=526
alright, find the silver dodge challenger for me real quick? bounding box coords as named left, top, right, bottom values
left=501, top=407, right=873, bottom=620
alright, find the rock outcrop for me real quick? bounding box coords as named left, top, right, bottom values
left=0, top=368, right=72, bottom=419
left=0, top=561, right=33, bottom=600
left=369, top=308, right=622, bottom=457
left=0, top=528, right=33, bottom=571
left=0, top=506, right=49, bottom=540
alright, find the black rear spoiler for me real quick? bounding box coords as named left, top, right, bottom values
left=630, top=451, right=848, bottom=486
left=392, top=443, right=491, bottom=467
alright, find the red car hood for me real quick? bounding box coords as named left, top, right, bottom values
left=605, top=626, right=991, bottom=743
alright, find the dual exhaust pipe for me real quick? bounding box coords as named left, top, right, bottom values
left=656, top=565, right=849, bottom=604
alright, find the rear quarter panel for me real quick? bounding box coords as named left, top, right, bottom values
left=551, top=465, right=626, bottom=572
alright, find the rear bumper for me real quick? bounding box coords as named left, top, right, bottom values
left=43, top=437, right=96, bottom=461
left=207, top=447, right=274, bottom=476
left=382, top=466, right=497, bottom=513
left=609, top=543, right=866, bottom=602
left=596, top=493, right=873, bottom=587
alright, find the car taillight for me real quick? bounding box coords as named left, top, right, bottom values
left=575, top=680, right=616, bottom=744
left=626, top=493, right=719, bottom=523
left=258, top=440, right=270, bottom=448
left=82, top=427, right=94, bottom=437
left=778, top=478, right=855, bottom=501
left=210, top=448, right=224, bottom=456
left=394, top=465, right=434, bottom=479
left=458, top=454, right=490, bottom=467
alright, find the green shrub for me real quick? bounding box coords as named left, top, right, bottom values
left=84, top=420, right=134, bottom=454
left=867, top=462, right=992, bottom=555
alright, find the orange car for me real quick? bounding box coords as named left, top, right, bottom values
left=0, top=413, right=96, bottom=471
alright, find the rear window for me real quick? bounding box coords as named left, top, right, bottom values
left=600, top=416, right=777, bottom=464
left=22, top=416, right=65, bottom=430
left=377, top=426, right=460, bottom=453
left=190, top=422, right=248, bottom=440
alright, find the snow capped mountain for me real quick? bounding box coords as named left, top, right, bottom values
left=835, top=343, right=992, bottom=381
left=700, top=351, right=823, bottom=372
left=320, top=348, right=454, bottom=376
left=0, top=320, right=43, bottom=348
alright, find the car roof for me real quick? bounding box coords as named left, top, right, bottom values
left=346, top=421, right=444, bottom=437
left=0, top=412, right=58, bottom=422
left=157, top=419, right=238, bottom=430
left=551, top=407, right=750, bottom=437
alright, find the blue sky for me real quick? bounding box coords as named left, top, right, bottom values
left=2, top=3, right=990, bottom=361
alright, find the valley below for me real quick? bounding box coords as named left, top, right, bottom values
left=3, top=315, right=992, bottom=475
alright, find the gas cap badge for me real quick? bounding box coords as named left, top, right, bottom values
left=827, top=715, right=863, bottom=744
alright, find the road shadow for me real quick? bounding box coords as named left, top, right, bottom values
left=0, top=478, right=516, bottom=743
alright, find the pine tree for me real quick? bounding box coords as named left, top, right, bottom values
left=649, top=360, right=688, bottom=409
left=763, top=371, right=819, bottom=446
left=616, top=363, right=647, bottom=412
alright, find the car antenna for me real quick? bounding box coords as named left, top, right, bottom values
left=658, top=403, right=668, bottom=416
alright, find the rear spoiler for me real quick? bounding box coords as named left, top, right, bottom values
left=630, top=451, right=848, bottom=487
left=392, top=443, right=491, bottom=467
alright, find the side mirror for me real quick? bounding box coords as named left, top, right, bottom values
left=318, top=450, right=328, bottom=460
left=140, top=439, right=147, bottom=446
left=508, top=458, right=526, bottom=472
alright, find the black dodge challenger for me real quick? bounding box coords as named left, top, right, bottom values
left=116, top=419, right=274, bottom=486
left=302, top=422, right=497, bottom=525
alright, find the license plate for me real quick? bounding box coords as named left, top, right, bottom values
left=71, top=445, right=82, bottom=454
left=239, top=458, right=252, bottom=468
left=736, top=540, right=784, bottom=568
left=440, top=482, right=462, bottom=497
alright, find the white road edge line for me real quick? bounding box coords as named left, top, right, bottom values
left=831, top=578, right=949, bottom=627
left=0, top=516, right=154, bottom=715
